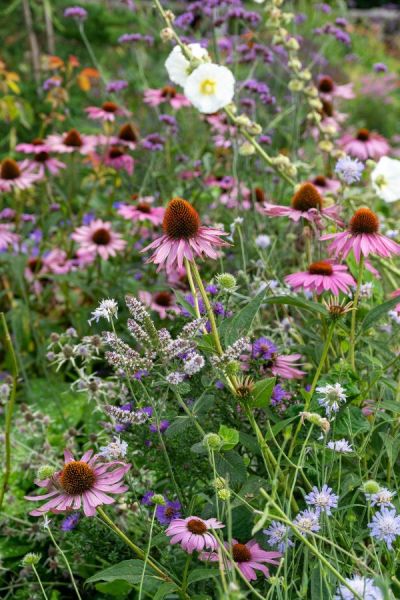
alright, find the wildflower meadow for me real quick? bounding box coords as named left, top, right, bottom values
left=2, top=1, right=400, bottom=598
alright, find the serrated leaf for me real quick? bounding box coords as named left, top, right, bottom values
left=165, top=417, right=191, bottom=439
left=222, top=288, right=266, bottom=346
left=250, top=377, right=276, bottom=409
left=215, top=451, right=247, bottom=484
left=218, top=424, right=239, bottom=451
left=264, top=295, right=328, bottom=316
left=360, top=297, right=400, bottom=333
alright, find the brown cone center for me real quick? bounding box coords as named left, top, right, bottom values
left=356, top=128, right=370, bottom=142
left=350, top=208, right=379, bottom=235
left=36, top=151, right=50, bottom=163
left=163, top=197, right=200, bottom=240
left=1, top=159, right=21, bottom=180
left=32, top=138, right=44, bottom=145
left=313, top=176, right=327, bottom=187
left=60, top=461, right=96, bottom=495
left=187, top=518, right=207, bottom=534
left=119, top=124, right=138, bottom=142
left=161, top=86, right=177, bottom=98
left=232, top=543, right=251, bottom=563
left=64, top=129, right=83, bottom=147
left=109, top=146, right=124, bottom=159
left=291, top=183, right=323, bottom=212
left=102, top=101, right=118, bottom=113
left=308, top=261, right=333, bottom=276
left=154, top=291, right=172, bottom=307
left=318, top=76, right=334, bottom=93
left=92, top=228, right=112, bottom=245
left=136, top=202, right=151, bottom=213
left=254, top=187, right=266, bottom=203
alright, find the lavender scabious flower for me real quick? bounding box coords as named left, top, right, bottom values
left=264, top=521, right=294, bottom=553
left=366, top=488, right=396, bottom=508
left=335, top=156, right=365, bottom=184
left=156, top=499, right=181, bottom=525
left=327, top=439, right=353, bottom=453
left=368, top=507, right=400, bottom=549
left=305, top=485, right=338, bottom=515
left=106, top=80, right=128, bottom=93
left=316, top=383, right=347, bottom=417
left=252, top=337, right=277, bottom=360
left=61, top=513, right=80, bottom=531
left=64, top=6, right=87, bottom=20
left=334, top=575, right=383, bottom=600
left=293, top=509, right=320, bottom=536
left=149, top=420, right=170, bottom=434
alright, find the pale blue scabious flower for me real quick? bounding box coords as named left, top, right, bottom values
left=305, top=484, right=338, bottom=515
left=368, top=507, right=400, bottom=549
left=335, top=156, right=364, bottom=184
left=263, top=521, right=294, bottom=552
left=334, top=575, right=383, bottom=599
left=316, top=383, right=347, bottom=416
left=293, top=509, right=320, bottom=536
left=327, top=439, right=353, bottom=453
left=366, top=488, right=395, bottom=508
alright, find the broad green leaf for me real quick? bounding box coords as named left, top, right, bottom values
left=360, top=297, right=400, bottom=333
left=222, top=288, right=266, bottom=346
left=153, top=582, right=179, bottom=599
left=218, top=424, right=239, bottom=451
left=264, top=295, right=328, bottom=316
left=249, top=377, right=276, bottom=409
left=215, top=451, right=247, bottom=484
left=187, top=568, right=219, bottom=585
left=310, top=564, right=331, bottom=600
left=86, top=560, right=155, bottom=585
left=166, top=417, right=191, bottom=439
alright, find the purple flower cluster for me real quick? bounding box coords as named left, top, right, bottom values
left=106, top=80, right=128, bottom=93
left=314, top=23, right=351, bottom=46
left=243, top=79, right=275, bottom=105
left=141, top=134, right=165, bottom=152
left=141, top=491, right=181, bottom=525
left=64, top=6, right=87, bottom=21
left=118, top=33, right=154, bottom=46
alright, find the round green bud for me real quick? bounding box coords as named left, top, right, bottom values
left=151, top=494, right=166, bottom=506
left=203, top=433, right=222, bottom=450
left=225, top=360, right=240, bottom=376
left=37, top=465, right=57, bottom=480
left=22, top=553, right=41, bottom=566
left=218, top=488, right=231, bottom=501
left=214, top=476, right=226, bottom=490
left=362, top=480, right=380, bottom=495
left=216, top=273, right=237, bottom=291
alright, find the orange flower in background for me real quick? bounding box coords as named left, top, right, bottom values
left=77, top=67, right=100, bottom=91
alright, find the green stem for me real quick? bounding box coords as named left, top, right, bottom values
left=349, top=255, right=364, bottom=370
left=46, top=525, right=83, bottom=600
left=32, top=564, right=49, bottom=600
left=78, top=23, right=107, bottom=84
left=184, top=258, right=202, bottom=321
left=138, top=506, right=157, bottom=600
left=190, top=260, right=223, bottom=356
left=0, top=313, right=18, bottom=510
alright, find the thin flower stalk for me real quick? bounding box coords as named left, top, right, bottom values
left=350, top=255, right=365, bottom=370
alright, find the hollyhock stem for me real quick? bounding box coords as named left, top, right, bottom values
left=0, top=313, right=18, bottom=511
left=96, top=506, right=179, bottom=586
left=31, top=564, right=49, bottom=600
left=350, top=255, right=364, bottom=370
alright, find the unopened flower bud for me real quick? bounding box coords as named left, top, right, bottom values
left=22, top=553, right=41, bottom=566
left=160, top=28, right=174, bottom=42
left=151, top=494, right=166, bottom=505
left=288, top=80, right=304, bottom=92
left=164, top=10, right=175, bottom=22
left=203, top=433, right=222, bottom=450
left=319, top=140, right=334, bottom=153
left=37, top=465, right=57, bottom=480
left=362, top=480, right=380, bottom=495
left=218, top=488, right=231, bottom=501
left=225, top=360, right=240, bottom=376
left=216, top=273, right=237, bottom=290
left=300, top=411, right=330, bottom=433
left=288, top=58, right=302, bottom=71
left=214, top=476, right=227, bottom=490
left=286, top=37, right=300, bottom=51
left=239, top=141, right=255, bottom=156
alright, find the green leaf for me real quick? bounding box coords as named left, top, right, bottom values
left=187, top=568, right=219, bottom=585
left=222, top=288, right=266, bottom=346
left=264, top=295, right=328, bottom=316
left=153, top=582, right=179, bottom=599
left=249, top=377, right=276, bottom=409
left=360, top=297, right=400, bottom=333
left=86, top=560, right=155, bottom=585
left=310, top=564, right=331, bottom=600
left=166, top=417, right=191, bottom=439
left=218, top=424, right=239, bottom=451
left=378, top=433, right=400, bottom=467
left=215, top=451, right=247, bottom=484
left=95, top=580, right=132, bottom=597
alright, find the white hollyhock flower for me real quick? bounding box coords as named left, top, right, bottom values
left=184, top=63, right=235, bottom=114
left=165, top=43, right=209, bottom=86
left=371, top=156, right=400, bottom=203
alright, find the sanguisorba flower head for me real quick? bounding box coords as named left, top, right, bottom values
left=184, top=63, right=235, bottom=114
left=263, top=182, right=342, bottom=225
left=284, top=261, right=355, bottom=296
left=142, top=197, right=228, bottom=271
left=321, top=207, right=400, bottom=262
left=165, top=516, right=224, bottom=553
left=25, top=449, right=130, bottom=517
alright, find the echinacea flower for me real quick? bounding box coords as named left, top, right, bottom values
left=0, top=158, right=40, bottom=192
left=46, top=129, right=96, bottom=155
left=114, top=123, right=140, bottom=149
left=165, top=43, right=209, bottom=86
left=184, top=63, right=235, bottom=114
left=138, top=290, right=179, bottom=319
left=334, top=575, right=383, bottom=600
left=368, top=507, right=400, bottom=549
left=200, top=539, right=281, bottom=581
left=0, top=224, right=19, bottom=250
left=317, top=75, right=355, bottom=101
left=20, top=153, right=66, bottom=178
left=141, top=197, right=228, bottom=272
left=284, top=261, right=355, bottom=296
left=85, top=101, right=129, bottom=122
left=16, top=138, right=51, bottom=154
left=71, top=219, right=126, bottom=261
left=117, top=198, right=164, bottom=225
left=25, top=449, right=130, bottom=517
left=339, top=129, right=390, bottom=161
left=371, top=156, right=400, bottom=203
left=144, top=86, right=191, bottom=109
left=272, top=353, right=305, bottom=379
left=165, top=516, right=224, bottom=553
left=305, top=484, right=339, bottom=515
left=310, top=175, right=341, bottom=195
left=321, top=208, right=400, bottom=262
left=104, top=146, right=134, bottom=175
left=263, top=183, right=342, bottom=225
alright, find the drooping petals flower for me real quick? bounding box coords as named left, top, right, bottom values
left=85, top=101, right=129, bottom=122
left=310, top=175, right=341, bottom=196
left=339, top=129, right=390, bottom=161
left=321, top=208, right=400, bottom=262
left=184, top=63, right=235, bottom=114
left=25, top=449, right=130, bottom=517
left=317, top=75, right=355, bottom=101
left=0, top=224, right=19, bottom=250
left=0, top=158, right=40, bottom=192
left=165, top=516, right=224, bottom=553
left=138, top=290, right=179, bottom=319
left=71, top=219, right=126, bottom=261
left=200, top=539, right=281, bottom=581
left=117, top=198, right=164, bottom=225
left=144, top=86, right=191, bottom=109
left=271, top=354, right=305, bottom=379
left=141, top=197, right=228, bottom=272
left=46, top=129, right=97, bottom=155
left=284, top=261, right=355, bottom=296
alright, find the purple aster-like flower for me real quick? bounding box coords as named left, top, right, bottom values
left=271, top=384, right=291, bottom=407
left=142, top=134, right=165, bottom=152
left=156, top=499, right=182, bottom=525
left=368, top=507, right=400, bottom=549
left=60, top=512, right=80, bottom=531
left=252, top=337, right=277, bottom=360
left=305, top=485, right=338, bottom=515
left=142, top=491, right=155, bottom=506
left=64, top=6, right=87, bottom=20
left=264, top=521, right=294, bottom=553
left=149, top=420, right=170, bottom=434
left=335, top=156, right=365, bottom=184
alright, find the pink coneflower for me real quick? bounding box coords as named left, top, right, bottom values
left=138, top=290, right=179, bottom=319
left=104, top=146, right=134, bottom=175
left=321, top=208, right=400, bottom=262
left=166, top=516, right=224, bottom=553
left=142, top=197, right=228, bottom=272
left=317, top=75, right=355, bottom=101
left=263, top=183, right=342, bottom=225
left=85, top=101, right=129, bottom=122
left=339, top=129, right=390, bottom=161
left=200, top=539, right=281, bottom=581
left=46, top=129, right=96, bottom=155
left=25, top=449, right=130, bottom=517
left=20, top=153, right=66, bottom=178
left=0, top=158, right=40, bottom=192
left=0, top=224, right=19, bottom=250
left=16, top=138, right=51, bottom=154
left=272, top=354, right=305, bottom=379
left=71, top=219, right=126, bottom=260
left=285, top=261, right=355, bottom=295
left=310, top=176, right=341, bottom=196
left=144, top=86, right=191, bottom=109
left=118, top=197, right=164, bottom=225
left=109, top=123, right=140, bottom=150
